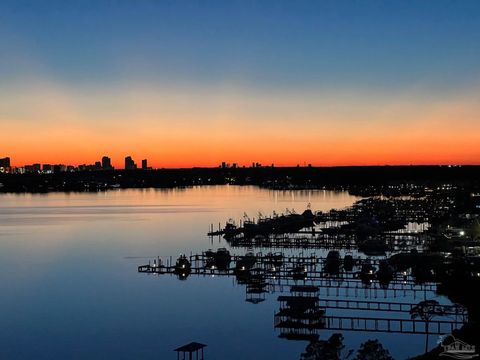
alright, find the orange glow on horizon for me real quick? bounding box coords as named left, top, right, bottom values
left=2, top=81, right=480, bottom=168
left=4, top=127, right=480, bottom=169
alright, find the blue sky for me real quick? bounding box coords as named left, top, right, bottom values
left=2, top=0, right=479, bottom=90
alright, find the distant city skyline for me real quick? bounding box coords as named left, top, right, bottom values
left=1, top=154, right=266, bottom=172
left=1, top=155, right=157, bottom=172
left=0, top=154, right=277, bottom=171
left=2, top=1, right=480, bottom=167
left=0, top=153, right=474, bottom=174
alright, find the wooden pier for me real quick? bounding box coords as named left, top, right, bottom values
left=217, top=232, right=433, bottom=252
left=140, top=251, right=422, bottom=269
left=138, top=252, right=439, bottom=295
left=317, top=298, right=467, bottom=319
left=269, top=281, right=435, bottom=299
left=138, top=251, right=468, bottom=339
left=323, top=315, right=464, bottom=335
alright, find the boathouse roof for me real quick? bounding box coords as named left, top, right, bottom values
left=174, top=342, right=207, bottom=352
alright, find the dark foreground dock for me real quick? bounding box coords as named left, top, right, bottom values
left=138, top=250, right=469, bottom=338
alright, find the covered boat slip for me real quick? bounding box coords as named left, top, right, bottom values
left=174, top=342, right=207, bottom=360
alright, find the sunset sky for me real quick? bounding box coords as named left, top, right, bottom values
left=1, top=1, right=480, bottom=168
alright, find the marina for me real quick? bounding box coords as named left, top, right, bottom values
left=137, top=185, right=480, bottom=359
left=2, top=186, right=479, bottom=359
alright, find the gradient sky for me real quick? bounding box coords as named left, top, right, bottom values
left=1, top=0, right=480, bottom=168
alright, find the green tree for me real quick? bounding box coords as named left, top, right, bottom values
left=410, top=300, right=451, bottom=353
left=301, top=333, right=353, bottom=360
left=467, top=218, right=480, bottom=240
left=353, top=339, right=394, bottom=360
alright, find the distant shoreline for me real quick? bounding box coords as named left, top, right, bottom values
left=1, top=165, right=479, bottom=195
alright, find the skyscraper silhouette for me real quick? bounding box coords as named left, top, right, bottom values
left=102, top=156, right=113, bottom=170
left=125, top=156, right=137, bottom=170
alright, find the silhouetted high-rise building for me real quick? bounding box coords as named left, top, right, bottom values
left=0, top=157, right=10, bottom=169
left=53, top=164, right=67, bottom=173
left=125, top=156, right=137, bottom=170
left=24, top=163, right=41, bottom=173
left=102, top=156, right=113, bottom=170
left=142, top=159, right=148, bottom=170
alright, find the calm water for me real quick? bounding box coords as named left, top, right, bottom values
left=0, top=186, right=451, bottom=359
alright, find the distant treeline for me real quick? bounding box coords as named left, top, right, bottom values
left=1, top=165, right=480, bottom=194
